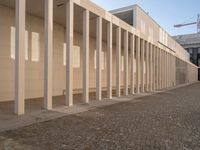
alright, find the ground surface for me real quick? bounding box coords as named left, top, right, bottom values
left=1, top=83, right=200, bottom=150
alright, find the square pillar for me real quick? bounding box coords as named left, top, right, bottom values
left=159, top=48, right=162, bottom=89
left=83, top=9, right=89, bottom=103
left=15, top=0, right=26, bottom=115
left=152, top=45, right=156, bottom=91
left=66, top=0, right=74, bottom=106
left=124, top=31, right=128, bottom=96
left=145, top=41, right=149, bottom=92
left=165, top=51, right=167, bottom=88
left=44, top=0, right=53, bottom=110
left=149, top=43, right=153, bottom=92
left=96, top=17, right=102, bottom=101
left=116, top=27, right=121, bottom=97
left=162, top=50, right=165, bottom=89
left=136, top=37, right=140, bottom=93
left=156, top=47, right=159, bottom=90
left=130, top=34, right=135, bottom=94
left=107, top=22, right=112, bottom=99
left=161, top=50, right=163, bottom=89
left=167, top=53, right=169, bottom=88
left=168, top=53, right=170, bottom=87
left=141, top=39, right=145, bottom=93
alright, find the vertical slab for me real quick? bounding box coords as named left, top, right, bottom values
left=156, top=47, right=159, bottom=90
left=124, top=31, right=128, bottom=96
left=145, top=41, right=149, bottom=92
left=116, top=27, right=121, bottom=97
left=149, top=43, right=153, bottom=92
left=159, top=48, right=162, bottom=89
left=107, top=22, right=112, bottom=99
left=66, top=0, right=74, bottom=106
left=165, top=51, right=167, bottom=88
left=96, top=17, right=102, bottom=101
left=162, top=50, right=165, bottom=89
left=83, top=9, right=89, bottom=103
left=15, top=0, right=26, bottom=115
left=130, top=34, right=135, bottom=94
left=136, top=37, right=140, bottom=93
left=141, top=39, right=145, bottom=93
left=161, top=50, right=163, bottom=89
left=44, top=0, right=53, bottom=110
left=152, top=45, right=155, bottom=91
left=167, top=53, right=169, bottom=87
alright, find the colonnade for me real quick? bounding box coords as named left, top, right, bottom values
left=14, top=0, right=179, bottom=115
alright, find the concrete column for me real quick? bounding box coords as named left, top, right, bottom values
left=168, top=53, right=171, bottom=87
left=152, top=45, right=155, bottom=91
left=149, top=43, right=153, bottom=92
left=15, top=0, right=26, bottom=115
left=141, top=39, right=145, bottom=93
left=124, top=31, right=128, bottom=96
left=169, top=54, right=172, bottom=87
left=156, top=47, right=159, bottom=90
left=130, top=34, right=135, bottom=94
left=66, top=0, right=74, bottom=106
left=136, top=37, right=140, bottom=93
left=163, top=51, right=165, bottom=88
left=145, top=42, right=150, bottom=92
left=107, top=22, right=112, bottom=99
left=161, top=50, right=163, bottom=89
left=162, top=50, right=165, bottom=89
left=173, top=55, right=176, bottom=86
left=44, top=0, right=53, bottom=110
left=167, top=53, right=169, bottom=88
left=116, top=27, right=121, bottom=97
left=166, top=52, right=168, bottom=88
left=165, top=52, right=168, bottom=88
left=96, top=17, right=102, bottom=101
left=83, top=9, right=89, bottom=103
left=159, top=48, right=162, bottom=89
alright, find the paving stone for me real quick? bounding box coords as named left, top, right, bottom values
left=0, top=83, right=200, bottom=149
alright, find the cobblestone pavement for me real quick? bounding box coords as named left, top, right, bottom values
left=1, top=83, right=200, bottom=150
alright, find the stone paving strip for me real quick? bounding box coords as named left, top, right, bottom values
left=0, top=82, right=200, bottom=149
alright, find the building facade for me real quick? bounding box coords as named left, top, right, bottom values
left=173, top=34, right=200, bottom=66
left=173, top=33, right=200, bottom=80
left=0, top=0, right=198, bottom=115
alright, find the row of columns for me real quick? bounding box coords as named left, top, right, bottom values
left=14, top=0, right=176, bottom=115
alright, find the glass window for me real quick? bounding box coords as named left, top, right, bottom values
left=189, top=49, right=193, bottom=54
left=198, top=58, right=200, bottom=66
left=198, top=48, right=200, bottom=54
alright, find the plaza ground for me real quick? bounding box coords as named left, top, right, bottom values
left=0, top=82, right=200, bottom=149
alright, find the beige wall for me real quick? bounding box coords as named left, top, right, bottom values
left=0, top=4, right=197, bottom=102
left=134, top=5, right=190, bottom=62
left=0, top=5, right=136, bottom=102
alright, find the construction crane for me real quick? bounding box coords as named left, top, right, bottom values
left=174, top=14, right=200, bottom=33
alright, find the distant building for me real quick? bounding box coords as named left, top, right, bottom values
left=173, top=34, right=200, bottom=66
left=173, top=33, right=200, bottom=80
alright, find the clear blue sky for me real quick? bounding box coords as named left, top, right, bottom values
left=91, top=0, right=200, bottom=36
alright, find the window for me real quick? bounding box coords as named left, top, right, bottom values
left=189, top=49, right=193, bottom=54
left=31, top=32, right=40, bottom=62
left=149, top=28, right=153, bottom=39
left=94, top=50, right=106, bottom=70
left=10, top=26, right=28, bottom=60
left=159, top=28, right=168, bottom=46
left=141, top=19, right=146, bottom=34
left=198, top=48, right=200, bottom=54
left=63, top=44, right=81, bottom=68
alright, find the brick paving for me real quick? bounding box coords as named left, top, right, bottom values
left=1, top=83, right=200, bottom=150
